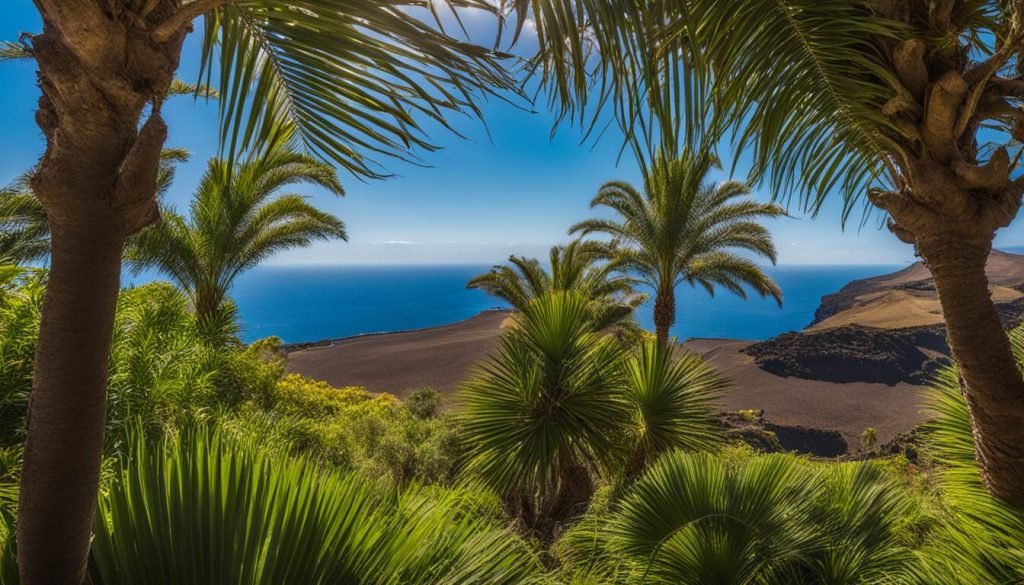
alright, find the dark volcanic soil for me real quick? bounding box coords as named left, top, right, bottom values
left=744, top=325, right=951, bottom=385
left=283, top=255, right=1024, bottom=454
left=684, top=339, right=928, bottom=448
left=286, top=310, right=510, bottom=398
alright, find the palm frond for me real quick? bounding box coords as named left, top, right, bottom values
left=623, top=340, right=727, bottom=463
left=918, top=337, right=1024, bottom=583
left=459, top=291, right=629, bottom=522
left=0, top=41, right=31, bottom=62
left=91, top=427, right=542, bottom=584
left=127, top=141, right=345, bottom=317
left=200, top=0, right=520, bottom=176
left=662, top=0, right=905, bottom=218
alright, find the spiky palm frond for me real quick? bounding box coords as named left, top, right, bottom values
left=0, top=150, right=189, bottom=265
left=166, top=79, right=218, bottom=99
left=0, top=41, right=30, bottom=62
left=623, top=340, right=726, bottom=464
left=809, top=461, right=918, bottom=584
left=105, top=284, right=232, bottom=451
left=607, top=451, right=819, bottom=584
left=574, top=452, right=918, bottom=584
left=199, top=0, right=523, bottom=176
left=653, top=0, right=906, bottom=218
left=469, top=239, right=647, bottom=335
left=459, top=291, right=630, bottom=517
left=0, top=172, right=49, bottom=265
left=572, top=146, right=784, bottom=337
left=126, top=139, right=346, bottom=318
left=91, top=428, right=542, bottom=584
left=916, top=331, right=1024, bottom=584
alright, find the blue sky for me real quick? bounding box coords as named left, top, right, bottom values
left=3, top=3, right=1022, bottom=266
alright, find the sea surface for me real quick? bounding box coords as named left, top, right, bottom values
left=198, top=264, right=904, bottom=344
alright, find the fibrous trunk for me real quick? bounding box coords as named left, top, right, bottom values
left=17, top=223, right=125, bottom=583
left=919, top=238, right=1024, bottom=505
left=653, top=287, right=676, bottom=345
left=18, top=2, right=187, bottom=582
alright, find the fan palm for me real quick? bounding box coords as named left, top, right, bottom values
left=622, top=339, right=726, bottom=471
left=126, top=137, right=346, bottom=320
left=607, top=452, right=820, bottom=584
left=658, top=0, right=1024, bottom=506
left=572, top=148, right=784, bottom=344
left=0, top=149, right=189, bottom=265
left=460, top=291, right=727, bottom=533
left=468, top=239, right=647, bottom=336
left=460, top=291, right=630, bottom=534
left=89, top=428, right=542, bottom=585
left=559, top=452, right=916, bottom=585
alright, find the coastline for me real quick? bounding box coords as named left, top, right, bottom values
left=286, top=308, right=930, bottom=452
left=281, top=307, right=512, bottom=353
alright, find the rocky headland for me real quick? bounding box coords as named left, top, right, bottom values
left=742, top=249, right=1024, bottom=386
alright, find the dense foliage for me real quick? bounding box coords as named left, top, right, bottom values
left=0, top=266, right=1022, bottom=583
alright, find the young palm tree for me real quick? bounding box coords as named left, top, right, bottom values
left=468, top=239, right=647, bottom=335
left=622, top=339, right=727, bottom=471
left=460, top=292, right=726, bottom=534
left=571, top=149, right=784, bottom=344
left=126, top=139, right=346, bottom=320
left=658, top=0, right=1024, bottom=506
left=564, top=452, right=916, bottom=584
left=460, top=291, right=630, bottom=534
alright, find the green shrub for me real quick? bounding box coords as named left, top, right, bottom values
left=861, top=427, right=878, bottom=450
left=913, top=342, right=1024, bottom=584
left=0, top=267, right=43, bottom=447
left=405, top=387, right=443, bottom=419
left=244, top=375, right=463, bottom=485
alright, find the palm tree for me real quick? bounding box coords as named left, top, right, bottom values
left=0, top=149, right=189, bottom=266
left=468, top=239, right=647, bottom=336
left=126, top=138, right=346, bottom=321
left=460, top=291, right=629, bottom=535
left=655, top=0, right=1024, bottom=507
left=563, top=452, right=915, bottom=584
left=571, top=149, right=784, bottom=344
left=460, top=292, right=726, bottom=535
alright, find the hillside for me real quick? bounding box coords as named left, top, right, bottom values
left=809, top=249, right=1024, bottom=330
left=744, top=250, right=1024, bottom=385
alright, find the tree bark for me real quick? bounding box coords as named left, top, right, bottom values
left=919, top=238, right=1024, bottom=506
left=653, top=287, right=676, bottom=345
left=18, top=2, right=188, bottom=581
left=16, top=223, right=125, bottom=584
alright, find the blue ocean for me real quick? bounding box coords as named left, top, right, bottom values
left=207, top=264, right=904, bottom=344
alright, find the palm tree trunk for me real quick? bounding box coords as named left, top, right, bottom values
left=18, top=5, right=186, bottom=581
left=920, top=238, right=1024, bottom=507
left=17, top=223, right=125, bottom=584
left=653, top=287, right=676, bottom=345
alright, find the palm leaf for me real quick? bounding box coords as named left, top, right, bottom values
left=199, top=0, right=521, bottom=176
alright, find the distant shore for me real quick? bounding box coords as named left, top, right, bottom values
left=282, top=307, right=512, bottom=353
